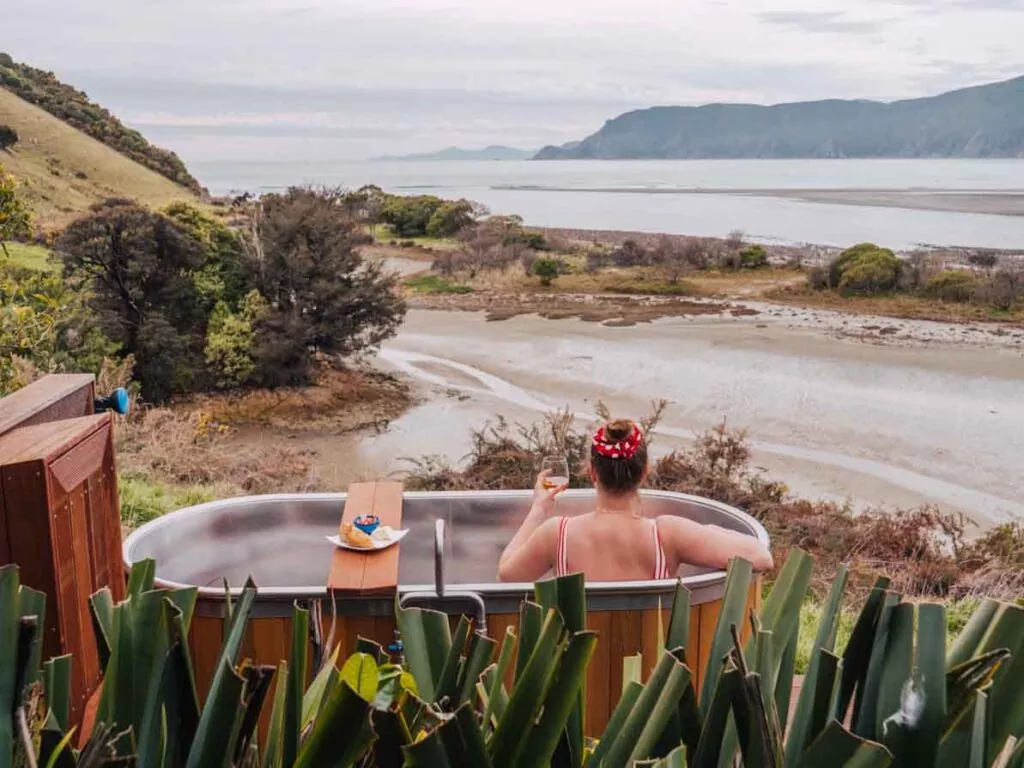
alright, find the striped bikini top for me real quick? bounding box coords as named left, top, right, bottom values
left=554, top=516, right=672, bottom=579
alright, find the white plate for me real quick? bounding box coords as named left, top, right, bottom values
left=325, top=529, right=409, bottom=551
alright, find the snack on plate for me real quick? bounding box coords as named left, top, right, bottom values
left=354, top=514, right=381, bottom=535
left=343, top=522, right=373, bottom=549
left=371, top=526, right=393, bottom=543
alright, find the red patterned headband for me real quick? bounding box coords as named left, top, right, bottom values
left=592, top=424, right=644, bottom=459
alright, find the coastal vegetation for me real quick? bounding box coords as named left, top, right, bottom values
left=3, top=187, right=406, bottom=402
left=798, top=242, right=1024, bottom=319
left=0, top=52, right=201, bottom=190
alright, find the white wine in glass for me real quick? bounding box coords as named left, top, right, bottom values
left=541, top=456, right=570, bottom=490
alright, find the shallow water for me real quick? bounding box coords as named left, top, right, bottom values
left=337, top=310, right=1024, bottom=529
left=192, top=158, right=1024, bottom=249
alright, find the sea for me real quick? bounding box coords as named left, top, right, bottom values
left=190, top=158, right=1024, bottom=250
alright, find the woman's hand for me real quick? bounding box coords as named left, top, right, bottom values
left=532, top=470, right=568, bottom=515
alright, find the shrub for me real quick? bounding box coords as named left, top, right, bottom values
left=739, top=244, right=768, bottom=269
left=829, top=244, right=902, bottom=296
left=838, top=251, right=902, bottom=295
left=0, top=262, right=119, bottom=394
left=806, top=266, right=829, bottom=291
left=922, top=269, right=980, bottom=303
left=203, top=291, right=266, bottom=388
left=533, top=257, right=560, bottom=286
left=898, top=250, right=939, bottom=292
left=521, top=231, right=548, bottom=250
left=828, top=242, right=888, bottom=287
left=725, top=228, right=745, bottom=252
left=608, top=239, right=649, bottom=267
left=984, top=267, right=1024, bottom=311
left=379, top=194, right=446, bottom=237
left=585, top=248, right=611, bottom=273
left=426, top=199, right=475, bottom=237
left=0, top=124, right=18, bottom=151
left=967, top=252, right=999, bottom=269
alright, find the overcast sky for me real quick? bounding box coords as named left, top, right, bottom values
left=5, top=0, right=1023, bottom=163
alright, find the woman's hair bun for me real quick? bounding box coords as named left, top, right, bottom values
left=604, top=419, right=635, bottom=442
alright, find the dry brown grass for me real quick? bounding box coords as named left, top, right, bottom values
left=114, top=365, right=411, bottom=516
left=0, top=89, right=196, bottom=230
left=180, top=367, right=411, bottom=432
left=768, top=284, right=1024, bottom=325
left=116, top=406, right=319, bottom=495
left=406, top=407, right=1024, bottom=601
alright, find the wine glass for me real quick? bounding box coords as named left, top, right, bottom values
left=541, top=456, right=570, bottom=490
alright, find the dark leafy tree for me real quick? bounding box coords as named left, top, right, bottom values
left=245, top=187, right=406, bottom=386
left=0, top=125, right=18, bottom=151
left=55, top=199, right=209, bottom=401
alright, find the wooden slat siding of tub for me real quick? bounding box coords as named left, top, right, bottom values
left=250, top=617, right=290, bottom=740
left=190, top=616, right=225, bottom=704
left=585, top=611, right=614, bottom=736
left=327, top=482, right=404, bottom=595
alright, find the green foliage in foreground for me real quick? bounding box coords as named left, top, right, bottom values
left=404, top=274, right=475, bottom=294
left=118, top=472, right=226, bottom=529
left=2, top=552, right=1023, bottom=767
left=0, top=165, right=31, bottom=249
left=50, top=191, right=405, bottom=402
left=1, top=241, right=54, bottom=272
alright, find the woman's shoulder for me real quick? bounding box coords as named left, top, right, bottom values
left=653, top=515, right=701, bottom=535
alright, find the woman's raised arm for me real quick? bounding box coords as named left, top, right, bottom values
left=497, top=470, right=568, bottom=582
left=658, top=516, right=774, bottom=572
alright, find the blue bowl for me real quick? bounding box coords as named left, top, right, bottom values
left=353, top=515, right=380, bottom=535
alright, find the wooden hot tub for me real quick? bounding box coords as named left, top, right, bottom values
left=122, top=489, right=767, bottom=735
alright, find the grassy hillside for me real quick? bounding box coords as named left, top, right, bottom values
left=0, top=53, right=201, bottom=191
left=0, top=88, right=197, bottom=229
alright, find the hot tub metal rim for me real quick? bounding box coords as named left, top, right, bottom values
left=123, top=489, right=767, bottom=601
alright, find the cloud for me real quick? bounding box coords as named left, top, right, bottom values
left=4, top=0, right=1022, bottom=164
left=756, top=11, right=885, bottom=35
left=880, top=0, right=1024, bottom=12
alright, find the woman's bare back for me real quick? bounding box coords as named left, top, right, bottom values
left=556, top=513, right=669, bottom=581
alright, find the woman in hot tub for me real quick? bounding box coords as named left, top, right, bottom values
left=498, top=419, right=773, bottom=582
